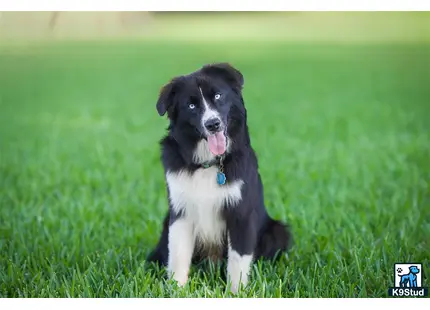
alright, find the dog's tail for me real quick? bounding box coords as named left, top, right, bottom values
left=255, top=217, right=293, bottom=260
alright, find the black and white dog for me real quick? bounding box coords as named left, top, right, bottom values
left=147, top=63, right=292, bottom=293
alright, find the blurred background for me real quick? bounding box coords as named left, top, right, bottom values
left=1, top=11, right=430, bottom=42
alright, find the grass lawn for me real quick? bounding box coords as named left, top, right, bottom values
left=0, top=40, right=429, bottom=298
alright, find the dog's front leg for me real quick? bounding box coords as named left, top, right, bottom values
left=226, top=214, right=256, bottom=294
left=167, top=216, right=195, bottom=286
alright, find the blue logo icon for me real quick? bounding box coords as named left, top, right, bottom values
left=398, top=265, right=420, bottom=288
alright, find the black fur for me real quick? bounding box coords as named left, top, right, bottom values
left=147, top=63, right=292, bottom=268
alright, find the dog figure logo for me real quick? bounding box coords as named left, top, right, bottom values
left=388, top=263, right=428, bottom=297
left=398, top=265, right=420, bottom=288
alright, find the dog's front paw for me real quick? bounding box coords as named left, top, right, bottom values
left=229, top=280, right=248, bottom=295
left=227, top=250, right=251, bottom=295
left=230, top=283, right=239, bottom=294
left=168, top=271, right=188, bottom=287
left=168, top=270, right=188, bottom=287
left=175, top=274, right=188, bottom=287
left=228, top=275, right=248, bottom=294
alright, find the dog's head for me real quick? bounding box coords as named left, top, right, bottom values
left=409, top=266, right=420, bottom=274
left=156, top=63, right=244, bottom=157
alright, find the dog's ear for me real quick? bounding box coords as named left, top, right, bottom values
left=156, top=77, right=183, bottom=117
left=201, top=63, right=244, bottom=91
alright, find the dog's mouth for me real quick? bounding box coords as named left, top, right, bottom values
left=206, top=130, right=227, bottom=156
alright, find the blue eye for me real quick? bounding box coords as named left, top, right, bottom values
left=189, top=103, right=195, bottom=109
left=214, top=94, right=221, bottom=100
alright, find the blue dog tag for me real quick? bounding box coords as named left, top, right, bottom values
left=216, top=172, right=226, bottom=185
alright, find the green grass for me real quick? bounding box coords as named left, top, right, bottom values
left=0, top=41, right=429, bottom=298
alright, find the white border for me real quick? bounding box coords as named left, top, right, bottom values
left=0, top=0, right=430, bottom=11
left=0, top=297, right=429, bottom=310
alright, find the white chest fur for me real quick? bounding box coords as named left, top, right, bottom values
left=166, top=167, right=244, bottom=245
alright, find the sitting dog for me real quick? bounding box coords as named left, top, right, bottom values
left=147, top=63, right=292, bottom=293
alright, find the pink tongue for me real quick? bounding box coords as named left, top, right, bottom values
left=207, top=132, right=226, bottom=155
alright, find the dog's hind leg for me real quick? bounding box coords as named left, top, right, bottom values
left=146, top=211, right=170, bottom=266
left=400, top=276, right=408, bottom=288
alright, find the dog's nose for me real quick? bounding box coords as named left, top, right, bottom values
left=204, top=118, right=221, bottom=133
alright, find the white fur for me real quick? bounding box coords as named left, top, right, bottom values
left=166, top=167, right=243, bottom=245
left=227, top=241, right=253, bottom=293
left=167, top=218, right=194, bottom=286
left=193, top=138, right=232, bottom=165
left=199, top=87, right=220, bottom=136
left=192, top=139, right=217, bottom=164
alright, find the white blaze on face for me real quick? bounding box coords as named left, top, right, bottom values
left=199, top=87, right=220, bottom=132
left=199, top=87, right=227, bottom=156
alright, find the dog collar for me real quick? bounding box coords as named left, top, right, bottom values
left=201, top=155, right=224, bottom=168
left=200, top=155, right=226, bottom=185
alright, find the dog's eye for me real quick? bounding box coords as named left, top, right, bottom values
left=188, top=103, right=195, bottom=109
left=214, top=93, right=221, bottom=100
